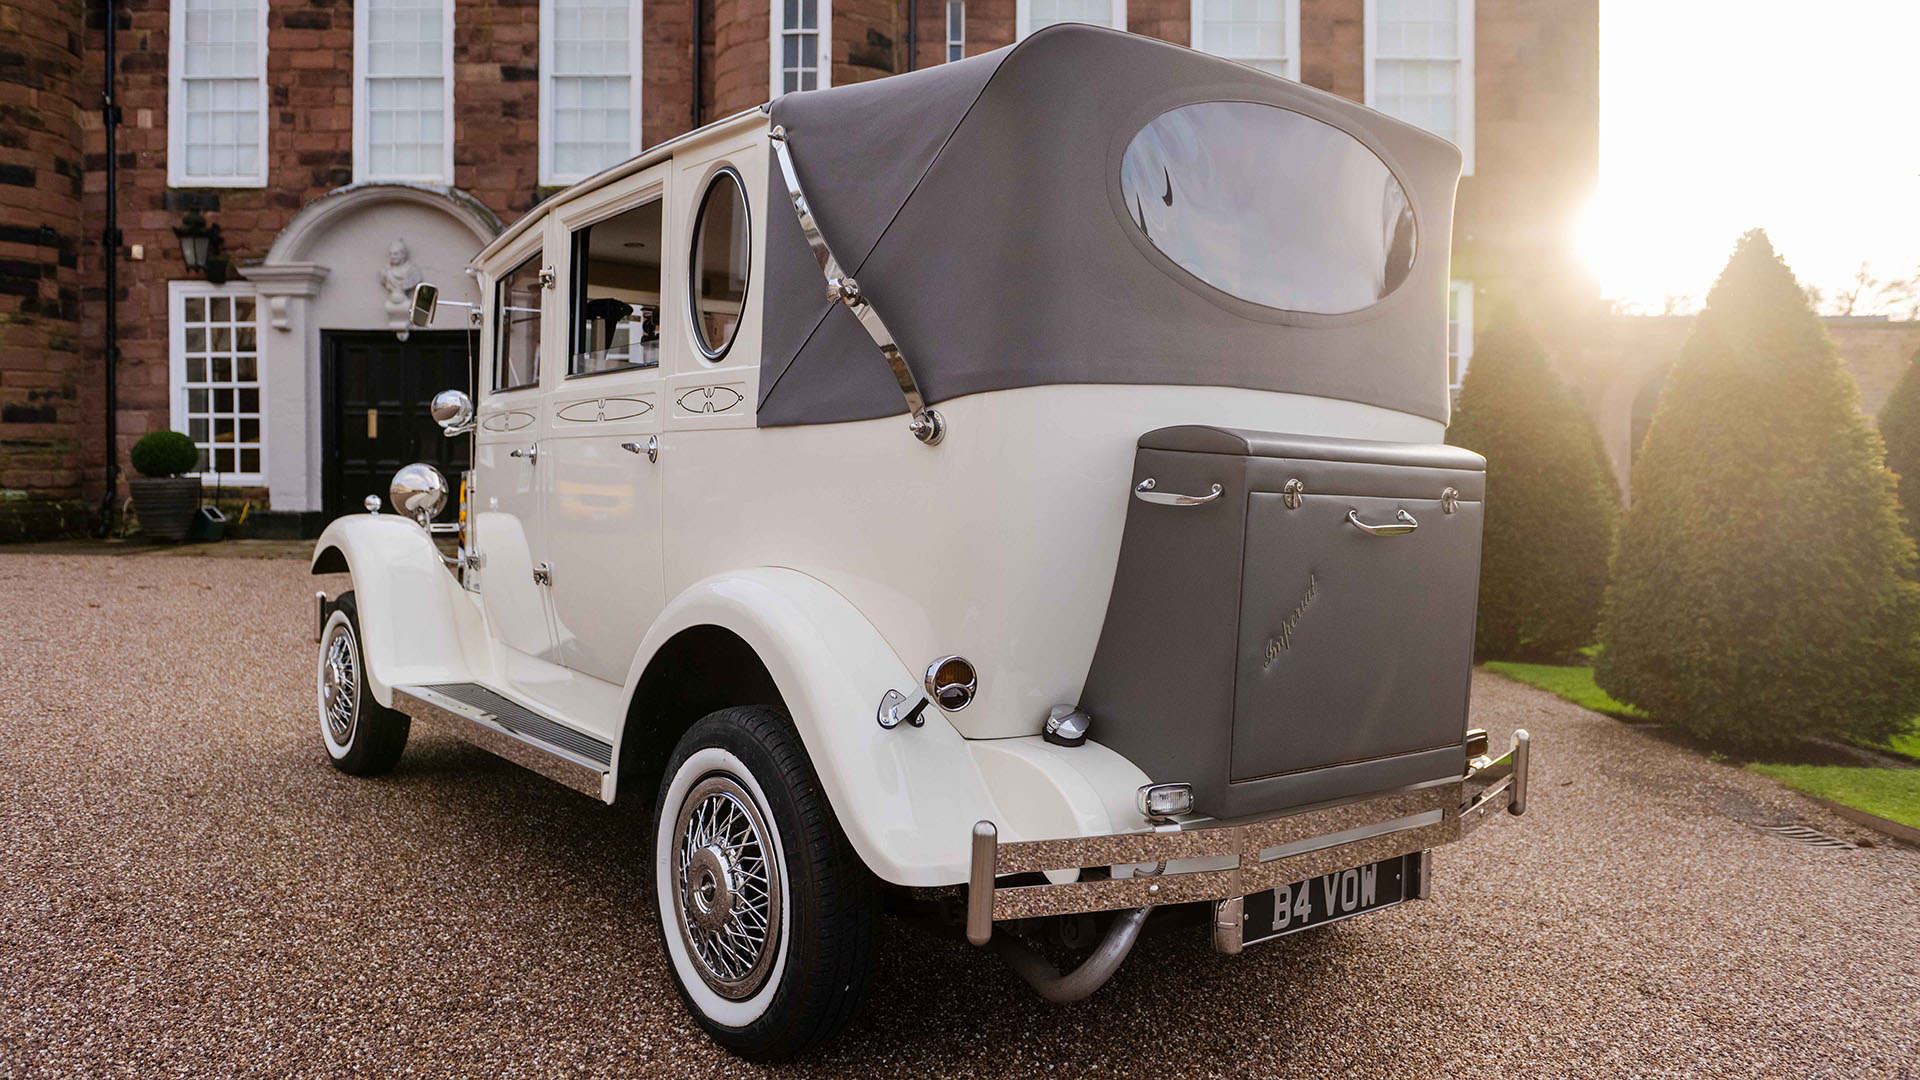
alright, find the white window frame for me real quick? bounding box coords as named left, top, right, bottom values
left=1363, top=0, right=1474, bottom=175
left=539, top=0, right=645, bottom=187
left=167, top=0, right=271, bottom=187
left=1188, top=0, right=1300, bottom=80
left=946, top=0, right=965, bottom=62
left=168, top=279, right=267, bottom=485
left=353, top=0, right=456, bottom=184
left=770, top=0, right=834, bottom=97
left=1016, top=0, right=1126, bottom=39
left=1448, top=279, right=1474, bottom=388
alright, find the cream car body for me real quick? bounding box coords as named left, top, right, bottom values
left=313, top=110, right=1452, bottom=884
left=310, top=24, right=1528, bottom=1057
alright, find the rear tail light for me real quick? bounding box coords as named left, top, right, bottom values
left=924, top=655, right=977, bottom=711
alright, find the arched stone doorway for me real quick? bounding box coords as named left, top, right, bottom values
left=239, top=184, right=501, bottom=521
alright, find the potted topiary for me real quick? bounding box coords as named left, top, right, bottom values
left=128, top=430, right=203, bottom=542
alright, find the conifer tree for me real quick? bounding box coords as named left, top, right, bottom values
left=1447, top=318, right=1618, bottom=660
left=1875, top=346, right=1920, bottom=547
left=1595, top=231, right=1920, bottom=749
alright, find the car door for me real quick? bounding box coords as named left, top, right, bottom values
left=539, top=175, right=670, bottom=684
left=473, top=247, right=558, bottom=662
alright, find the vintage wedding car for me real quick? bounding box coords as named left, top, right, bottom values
left=310, top=23, right=1530, bottom=1059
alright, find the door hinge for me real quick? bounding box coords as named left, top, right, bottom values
left=532, top=562, right=552, bottom=587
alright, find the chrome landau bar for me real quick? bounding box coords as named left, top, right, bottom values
left=966, top=730, right=1529, bottom=946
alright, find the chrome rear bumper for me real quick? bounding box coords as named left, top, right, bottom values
left=966, top=730, right=1529, bottom=946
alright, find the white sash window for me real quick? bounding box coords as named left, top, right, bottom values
left=1017, top=0, right=1126, bottom=38
left=169, top=0, right=268, bottom=187
left=1191, top=0, right=1299, bottom=80
left=356, top=0, right=454, bottom=183
left=542, top=0, right=642, bottom=185
left=1366, top=0, right=1475, bottom=173
left=170, top=283, right=265, bottom=483
left=947, top=0, right=966, bottom=62
left=1448, top=279, right=1474, bottom=388
left=772, top=0, right=832, bottom=95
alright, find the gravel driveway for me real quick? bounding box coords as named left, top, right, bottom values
left=3, top=551, right=1917, bottom=1079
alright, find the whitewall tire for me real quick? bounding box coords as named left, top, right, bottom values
left=652, top=707, right=877, bottom=1060
left=316, top=591, right=410, bottom=775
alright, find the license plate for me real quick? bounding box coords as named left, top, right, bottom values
left=1240, top=855, right=1409, bottom=947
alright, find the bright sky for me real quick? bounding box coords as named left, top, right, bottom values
left=1578, top=0, right=1920, bottom=314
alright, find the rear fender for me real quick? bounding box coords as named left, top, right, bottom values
left=618, top=569, right=1043, bottom=887
left=311, top=515, right=488, bottom=706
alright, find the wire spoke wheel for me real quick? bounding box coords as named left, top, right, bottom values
left=313, top=594, right=408, bottom=777
left=320, top=622, right=359, bottom=746
left=672, top=773, right=783, bottom=1000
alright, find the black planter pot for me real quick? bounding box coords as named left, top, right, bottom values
left=128, top=476, right=202, bottom=542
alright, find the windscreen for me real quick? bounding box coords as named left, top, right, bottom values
left=1119, top=101, right=1417, bottom=314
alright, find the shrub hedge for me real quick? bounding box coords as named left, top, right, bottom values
left=1595, top=230, right=1920, bottom=751
left=1447, top=317, right=1619, bottom=661
left=1876, top=345, right=1920, bottom=549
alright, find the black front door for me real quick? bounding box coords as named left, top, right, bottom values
left=321, top=330, right=475, bottom=523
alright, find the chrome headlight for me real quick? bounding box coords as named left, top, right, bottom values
left=430, top=389, right=474, bottom=434
left=389, top=462, right=449, bottom=526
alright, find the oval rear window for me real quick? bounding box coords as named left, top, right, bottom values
left=1120, top=102, right=1416, bottom=314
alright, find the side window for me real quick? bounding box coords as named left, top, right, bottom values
left=569, top=198, right=663, bottom=376
left=690, top=168, right=750, bottom=360
left=494, top=254, right=544, bottom=391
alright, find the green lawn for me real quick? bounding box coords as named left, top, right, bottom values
left=1481, top=661, right=1647, bottom=721
left=1886, top=731, right=1920, bottom=760
left=1483, top=659, right=1920, bottom=831
left=1746, top=765, right=1920, bottom=829
left=1844, top=728, right=1920, bottom=762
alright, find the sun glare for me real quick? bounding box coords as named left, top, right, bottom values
left=1573, top=198, right=1625, bottom=303
left=1592, top=0, right=1920, bottom=315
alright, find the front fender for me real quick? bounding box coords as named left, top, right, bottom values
left=618, top=569, right=1020, bottom=888
left=312, top=516, right=487, bottom=706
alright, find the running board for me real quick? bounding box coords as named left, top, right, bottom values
left=391, top=682, right=611, bottom=800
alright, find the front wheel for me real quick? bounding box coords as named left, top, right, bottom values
left=317, top=591, right=410, bottom=775
left=652, top=706, right=877, bottom=1061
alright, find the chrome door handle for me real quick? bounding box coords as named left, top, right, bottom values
left=619, top=435, right=659, bottom=463
left=1347, top=508, right=1418, bottom=535
left=1133, top=478, right=1223, bottom=507
left=510, top=445, right=537, bottom=465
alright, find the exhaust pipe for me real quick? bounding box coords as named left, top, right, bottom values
left=992, top=906, right=1151, bottom=1003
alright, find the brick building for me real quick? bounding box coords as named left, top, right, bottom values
left=0, top=0, right=1598, bottom=537
left=1573, top=314, right=1920, bottom=498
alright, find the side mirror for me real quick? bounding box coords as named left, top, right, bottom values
left=410, top=282, right=440, bottom=329
left=430, top=388, right=474, bottom=436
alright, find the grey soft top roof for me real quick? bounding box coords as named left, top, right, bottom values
left=759, top=23, right=1463, bottom=427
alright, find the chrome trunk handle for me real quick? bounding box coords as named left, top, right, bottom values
left=1133, top=478, right=1223, bottom=507
left=1347, top=508, right=1418, bottom=535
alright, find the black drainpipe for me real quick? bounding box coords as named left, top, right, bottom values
left=690, top=0, right=703, bottom=127
left=905, top=0, right=918, bottom=71
left=94, top=0, right=121, bottom=537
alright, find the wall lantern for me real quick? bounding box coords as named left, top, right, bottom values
left=173, top=210, right=227, bottom=282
